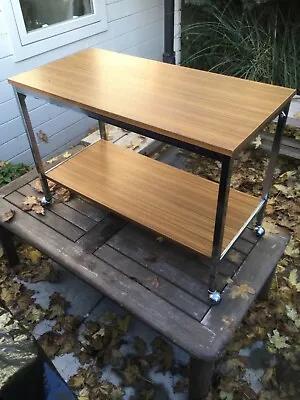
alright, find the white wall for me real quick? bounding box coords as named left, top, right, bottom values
left=174, top=0, right=181, bottom=64
left=0, top=0, right=164, bottom=164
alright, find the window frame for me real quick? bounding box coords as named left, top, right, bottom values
left=3, top=0, right=108, bottom=61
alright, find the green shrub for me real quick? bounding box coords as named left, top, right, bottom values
left=182, top=1, right=300, bottom=89
left=0, top=161, right=30, bottom=187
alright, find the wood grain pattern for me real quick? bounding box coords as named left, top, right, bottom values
left=47, top=141, right=259, bottom=257
left=9, top=48, right=295, bottom=156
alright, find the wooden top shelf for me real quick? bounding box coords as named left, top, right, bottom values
left=46, top=141, right=259, bottom=258
left=9, top=48, right=295, bottom=156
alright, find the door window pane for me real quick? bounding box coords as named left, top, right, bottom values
left=19, top=0, right=94, bottom=32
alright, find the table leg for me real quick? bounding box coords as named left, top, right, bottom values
left=209, top=156, right=233, bottom=304
left=0, top=226, right=19, bottom=267
left=255, top=103, right=290, bottom=237
left=14, top=89, right=52, bottom=205
left=189, top=357, right=215, bottom=400
left=257, top=269, right=275, bottom=301
left=99, top=120, right=108, bottom=140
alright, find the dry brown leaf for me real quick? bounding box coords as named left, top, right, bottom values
left=32, top=204, right=45, bottom=215
left=230, top=283, right=255, bottom=299
left=46, top=156, right=58, bottom=164
left=37, top=130, right=48, bottom=143
left=21, top=196, right=39, bottom=211
left=53, top=186, right=70, bottom=203
left=2, top=209, right=15, bottom=222
left=63, top=151, right=72, bottom=158
left=126, top=141, right=140, bottom=150
left=151, top=277, right=160, bottom=288
left=33, top=179, right=44, bottom=193
left=293, top=111, right=300, bottom=119
left=20, top=245, right=42, bottom=265
left=252, top=135, right=262, bottom=149
left=33, top=179, right=57, bottom=193
left=46, top=292, right=70, bottom=320
left=226, top=250, right=243, bottom=264
left=263, top=218, right=280, bottom=235
left=0, top=161, right=6, bottom=168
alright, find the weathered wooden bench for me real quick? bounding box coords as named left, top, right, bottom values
left=0, top=147, right=289, bottom=399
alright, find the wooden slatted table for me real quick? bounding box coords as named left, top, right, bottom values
left=8, top=48, right=295, bottom=302
left=0, top=147, right=290, bottom=399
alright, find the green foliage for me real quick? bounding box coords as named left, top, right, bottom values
left=0, top=161, right=29, bottom=188
left=182, top=1, right=300, bottom=89
left=184, top=0, right=283, bottom=8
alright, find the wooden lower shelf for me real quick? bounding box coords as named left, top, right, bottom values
left=47, top=141, right=259, bottom=258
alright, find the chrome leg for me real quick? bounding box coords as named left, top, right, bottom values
left=209, top=156, right=233, bottom=304
left=14, top=89, right=52, bottom=204
left=99, top=120, right=107, bottom=140
left=255, top=103, right=290, bottom=232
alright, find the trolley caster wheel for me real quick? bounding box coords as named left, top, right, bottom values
left=208, top=290, right=222, bottom=305
left=41, top=196, right=52, bottom=206
left=255, top=225, right=265, bottom=238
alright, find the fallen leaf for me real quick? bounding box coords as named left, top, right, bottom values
left=110, top=386, right=124, bottom=400
left=261, top=368, right=276, bottom=385
left=219, top=391, right=234, bottom=400
left=21, top=196, right=39, bottom=211
left=53, top=315, right=81, bottom=333
left=293, top=111, right=300, bottom=118
left=20, top=245, right=42, bottom=265
left=140, top=388, right=155, bottom=400
left=151, top=337, right=173, bottom=372
left=121, top=360, right=140, bottom=386
left=53, top=186, right=70, bottom=203
left=46, top=292, right=70, bottom=320
left=2, top=209, right=15, bottom=222
left=91, top=325, right=105, bottom=340
left=226, top=250, right=243, bottom=265
left=32, top=204, right=45, bottom=215
left=0, top=247, right=3, bottom=258
left=0, top=280, right=21, bottom=305
left=134, top=336, right=147, bottom=356
left=286, top=305, right=300, bottom=328
left=230, top=283, right=255, bottom=299
left=16, top=259, right=58, bottom=283
left=38, top=331, right=60, bottom=358
left=263, top=219, right=280, bottom=235
left=151, top=277, right=160, bottom=288
left=252, top=135, right=262, bottom=149
left=284, top=239, right=300, bottom=258
left=0, top=161, right=7, bottom=168
left=286, top=269, right=300, bottom=291
left=37, top=130, right=48, bottom=143
left=78, top=388, right=89, bottom=400
left=117, top=314, right=132, bottom=335
left=22, top=304, right=45, bottom=325
left=278, top=170, right=297, bottom=181
left=46, top=156, right=58, bottom=164
left=267, top=329, right=290, bottom=353
left=63, top=151, right=72, bottom=158
left=68, top=369, right=85, bottom=389
left=126, top=141, right=140, bottom=150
